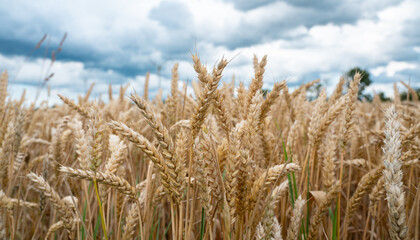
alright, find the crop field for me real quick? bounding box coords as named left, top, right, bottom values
left=0, top=54, right=418, bottom=240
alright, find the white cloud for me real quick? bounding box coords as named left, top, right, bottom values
left=371, top=61, right=417, bottom=77
left=366, top=83, right=395, bottom=98
left=0, top=53, right=180, bottom=105
left=186, top=0, right=420, bottom=91
left=0, top=0, right=419, bottom=100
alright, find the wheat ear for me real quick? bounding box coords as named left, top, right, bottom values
left=245, top=55, right=267, bottom=116
left=213, top=89, right=232, bottom=139
left=57, top=94, right=90, bottom=118
left=0, top=70, right=7, bottom=118
left=341, top=72, right=361, bottom=144
left=101, top=134, right=127, bottom=200
left=393, top=82, right=401, bottom=105
left=122, top=201, right=140, bottom=240
left=166, top=64, right=179, bottom=125
left=259, top=81, right=286, bottom=123
left=286, top=196, right=305, bottom=240
left=260, top=182, right=288, bottom=240
left=369, top=176, right=385, bottom=213
left=26, top=173, right=74, bottom=229
left=251, top=163, right=301, bottom=203
left=108, top=121, right=176, bottom=198
left=190, top=58, right=226, bottom=139
left=68, top=119, right=90, bottom=170
left=328, top=76, right=345, bottom=106
left=59, top=166, right=137, bottom=199
left=45, top=221, right=64, bottom=240
left=0, top=122, right=14, bottom=189
left=192, top=53, right=209, bottom=88
left=322, top=130, right=337, bottom=191
left=129, top=94, right=185, bottom=200
left=290, top=79, right=320, bottom=98
left=383, top=105, right=408, bottom=240
left=0, top=190, right=38, bottom=210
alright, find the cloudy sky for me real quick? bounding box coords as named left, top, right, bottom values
left=1, top=0, right=419, bottom=103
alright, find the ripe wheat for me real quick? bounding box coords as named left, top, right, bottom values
left=0, top=54, right=418, bottom=239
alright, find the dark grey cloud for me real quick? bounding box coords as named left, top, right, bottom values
left=149, top=1, right=193, bottom=29
left=226, top=0, right=356, bottom=10
left=0, top=1, right=196, bottom=79
left=225, top=0, right=277, bottom=11
left=0, top=0, right=419, bottom=104
left=216, top=0, right=406, bottom=50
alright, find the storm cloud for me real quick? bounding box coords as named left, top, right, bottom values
left=0, top=0, right=419, bottom=103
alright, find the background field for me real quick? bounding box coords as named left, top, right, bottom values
left=0, top=54, right=419, bottom=239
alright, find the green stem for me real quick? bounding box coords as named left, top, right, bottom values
left=162, top=220, right=171, bottom=240
left=93, top=178, right=108, bottom=240
left=81, top=181, right=92, bottom=240
left=305, top=160, right=310, bottom=238
left=199, top=208, right=206, bottom=240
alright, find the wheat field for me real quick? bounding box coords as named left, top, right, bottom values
left=0, top=54, right=418, bottom=240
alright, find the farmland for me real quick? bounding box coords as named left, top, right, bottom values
left=0, top=54, right=419, bottom=239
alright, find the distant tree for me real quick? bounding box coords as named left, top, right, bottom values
left=262, top=89, right=270, bottom=98
left=308, top=83, right=323, bottom=100
left=400, top=88, right=420, bottom=101
left=346, top=67, right=372, bottom=101
left=377, top=92, right=391, bottom=102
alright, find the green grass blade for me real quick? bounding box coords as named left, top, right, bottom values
left=305, top=160, right=310, bottom=238
left=80, top=181, right=92, bottom=240
left=93, top=211, right=101, bottom=239
left=93, top=179, right=108, bottom=240
left=199, top=208, right=206, bottom=240
left=281, top=138, right=306, bottom=240
left=280, top=131, right=296, bottom=206
left=162, top=219, right=171, bottom=240
left=156, top=211, right=161, bottom=240
left=332, top=203, right=338, bottom=240
left=81, top=200, right=88, bottom=240
left=149, top=206, right=158, bottom=240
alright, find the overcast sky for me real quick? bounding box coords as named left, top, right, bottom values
left=1, top=0, right=419, bottom=103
